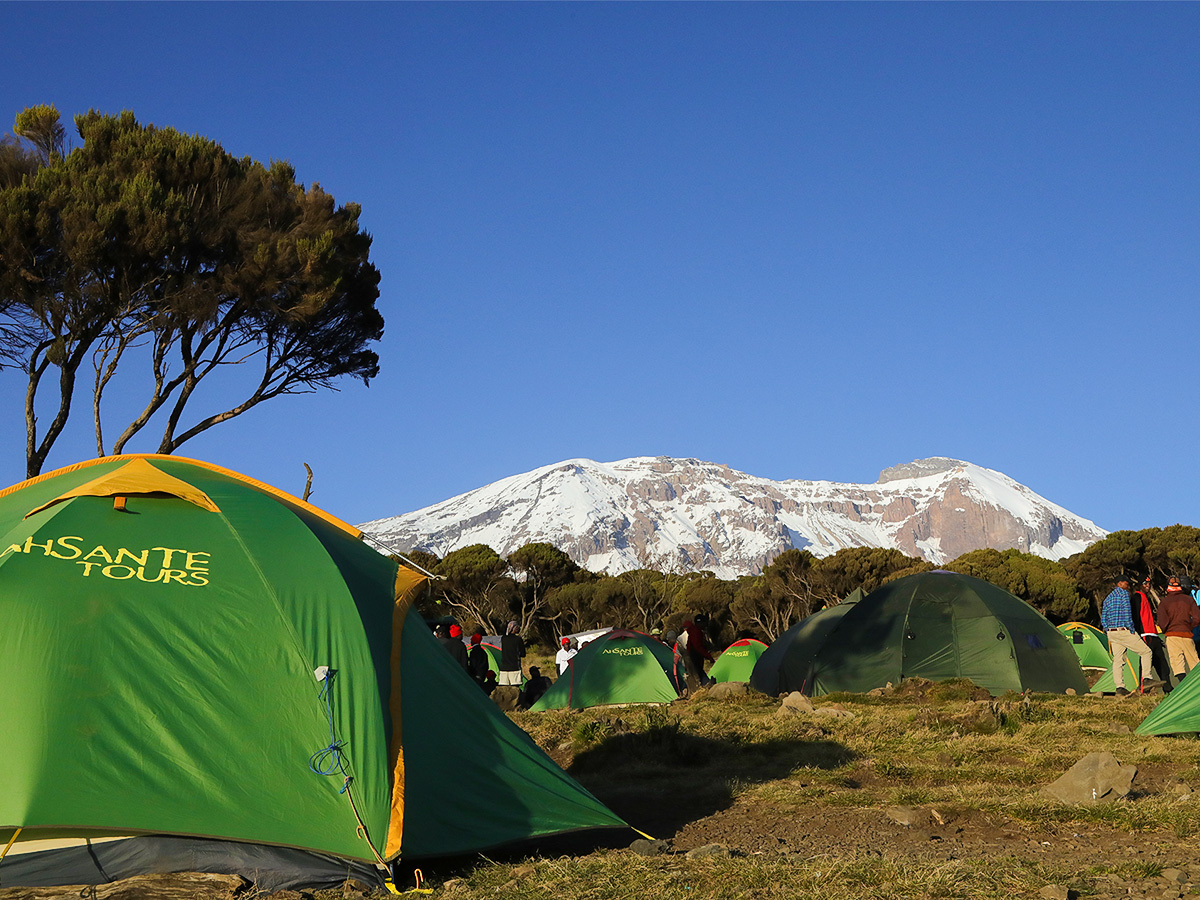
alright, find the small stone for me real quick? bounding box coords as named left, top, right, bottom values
left=1161, top=869, right=1186, bottom=883
left=511, top=864, right=536, bottom=880
left=629, top=838, right=671, bottom=856
left=685, top=843, right=731, bottom=859
left=441, top=878, right=465, bottom=893
left=1066, top=688, right=1077, bottom=695
left=885, top=806, right=928, bottom=827
left=1037, top=885, right=1069, bottom=900
left=1171, top=783, right=1194, bottom=796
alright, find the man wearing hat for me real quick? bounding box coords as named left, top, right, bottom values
left=555, top=636, right=577, bottom=674
left=1102, top=577, right=1156, bottom=695
left=1157, top=575, right=1200, bottom=683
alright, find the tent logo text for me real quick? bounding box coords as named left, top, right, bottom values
left=1, top=535, right=210, bottom=586
left=602, top=647, right=643, bottom=657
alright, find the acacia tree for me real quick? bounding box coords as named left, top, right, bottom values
left=0, top=107, right=383, bottom=476
left=507, top=542, right=579, bottom=637
left=433, top=544, right=517, bottom=635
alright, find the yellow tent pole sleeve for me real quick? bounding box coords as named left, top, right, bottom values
left=631, top=827, right=657, bottom=841
left=1, top=827, right=22, bottom=862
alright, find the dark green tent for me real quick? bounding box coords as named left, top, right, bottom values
left=532, top=629, right=684, bottom=710
left=749, top=592, right=863, bottom=696
left=751, top=571, right=1087, bottom=697
left=0, top=456, right=625, bottom=889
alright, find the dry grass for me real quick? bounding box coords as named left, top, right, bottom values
left=385, top=682, right=1200, bottom=899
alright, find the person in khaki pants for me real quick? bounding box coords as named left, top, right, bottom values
left=1102, top=577, right=1155, bottom=695
left=1157, top=575, right=1200, bottom=682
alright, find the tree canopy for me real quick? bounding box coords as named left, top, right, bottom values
left=0, top=106, right=383, bottom=476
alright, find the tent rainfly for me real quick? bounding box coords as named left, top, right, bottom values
left=750, top=571, right=1088, bottom=697
left=1056, top=622, right=1113, bottom=669
left=0, top=456, right=626, bottom=891
left=532, top=629, right=685, bottom=710
left=707, top=638, right=769, bottom=683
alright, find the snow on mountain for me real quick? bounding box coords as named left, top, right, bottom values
left=359, top=456, right=1108, bottom=580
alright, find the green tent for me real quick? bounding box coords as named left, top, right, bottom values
left=751, top=571, right=1087, bottom=697
left=1089, top=655, right=1142, bottom=694
left=1137, top=666, right=1200, bottom=734
left=532, top=629, right=684, bottom=710
left=1056, top=622, right=1112, bottom=669
left=750, top=593, right=863, bottom=696
left=708, top=638, right=769, bottom=683
left=0, top=456, right=625, bottom=888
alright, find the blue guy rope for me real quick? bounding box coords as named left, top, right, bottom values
left=309, top=670, right=352, bottom=793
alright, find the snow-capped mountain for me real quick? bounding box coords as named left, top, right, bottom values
left=360, top=457, right=1107, bottom=580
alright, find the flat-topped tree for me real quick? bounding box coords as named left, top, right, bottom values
left=0, top=107, right=383, bottom=477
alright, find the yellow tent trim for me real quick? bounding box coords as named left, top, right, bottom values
left=384, top=565, right=429, bottom=860
left=1, top=455, right=362, bottom=539
left=23, top=458, right=221, bottom=517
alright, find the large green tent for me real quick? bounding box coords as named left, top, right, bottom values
left=1056, top=622, right=1112, bottom=669
left=751, top=571, right=1087, bottom=697
left=750, top=593, right=863, bottom=696
left=532, top=629, right=684, bottom=710
left=708, top=638, right=769, bottom=683
left=0, top=456, right=625, bottom=889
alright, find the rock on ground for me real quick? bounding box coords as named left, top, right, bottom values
left=1041, top=751, right=1137, bottom=805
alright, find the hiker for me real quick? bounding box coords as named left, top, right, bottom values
left=555, top=636, right=577, bottom=674
left=520, top=666, right=553, bottom=708
left=1157, top=575, right=1200, bottom=682
left=499, top=620, right=525, bottom=687
left=437, top=624, right=468, bottom=671
left=467, top=633, right=490, bottom=688
left=481, top=670, right=498, bottom=695
left=1133, top=577, right=1172, bottom=686
left=684, top=615, right=715, bottom=687
left=1102, top=577, right=1155, bottom=695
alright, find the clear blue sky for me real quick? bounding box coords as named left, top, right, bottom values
left=2, top=3, right=1197, bottom=534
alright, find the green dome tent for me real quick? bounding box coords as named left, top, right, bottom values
left=0, top=456, right=625, bottom=890
left=1056, top=622, right=1112, bottom=669
left=532, top=629, right=685, bottom=710
left=708, top=638, right=769, bottom=683
left=750, top=592, right=863, bottom=696
left=751, top=571, right=1087, bottom=697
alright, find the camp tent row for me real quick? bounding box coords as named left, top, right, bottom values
left=0, top=456, right=627, bottom=891
left=540, top=573, right=1086, bottom=711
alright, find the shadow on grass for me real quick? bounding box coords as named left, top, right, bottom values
left=567, top=727, right=856, bottom=839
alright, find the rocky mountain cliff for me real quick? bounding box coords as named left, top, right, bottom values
left=360, top=457, right=1107, bottom=579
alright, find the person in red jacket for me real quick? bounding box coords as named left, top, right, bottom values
left=1157, top=576, right=1200, bottom=682
left=1134, top=577, right=1172, bottom=686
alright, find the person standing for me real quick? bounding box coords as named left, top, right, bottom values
left=467, top=633, right=490, bottom=688
left=499, top=620, right=525, bottom=687
left=437, top=624, right=468, bottom=671
left=1157, top=576, right=1200, bottom=683
left=684, top=615, right=715, bottom=687
left=1102, top=577, right=1156, bottom=695
left=555, top=637, right=577, bottom=674
left=1133, top=577, right=1172, bottom=685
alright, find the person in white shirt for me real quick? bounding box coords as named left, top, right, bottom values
left=555, top=637, right=577, bottom=674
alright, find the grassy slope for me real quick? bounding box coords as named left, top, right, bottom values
left=378, top=682, right=1200, bottom=900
